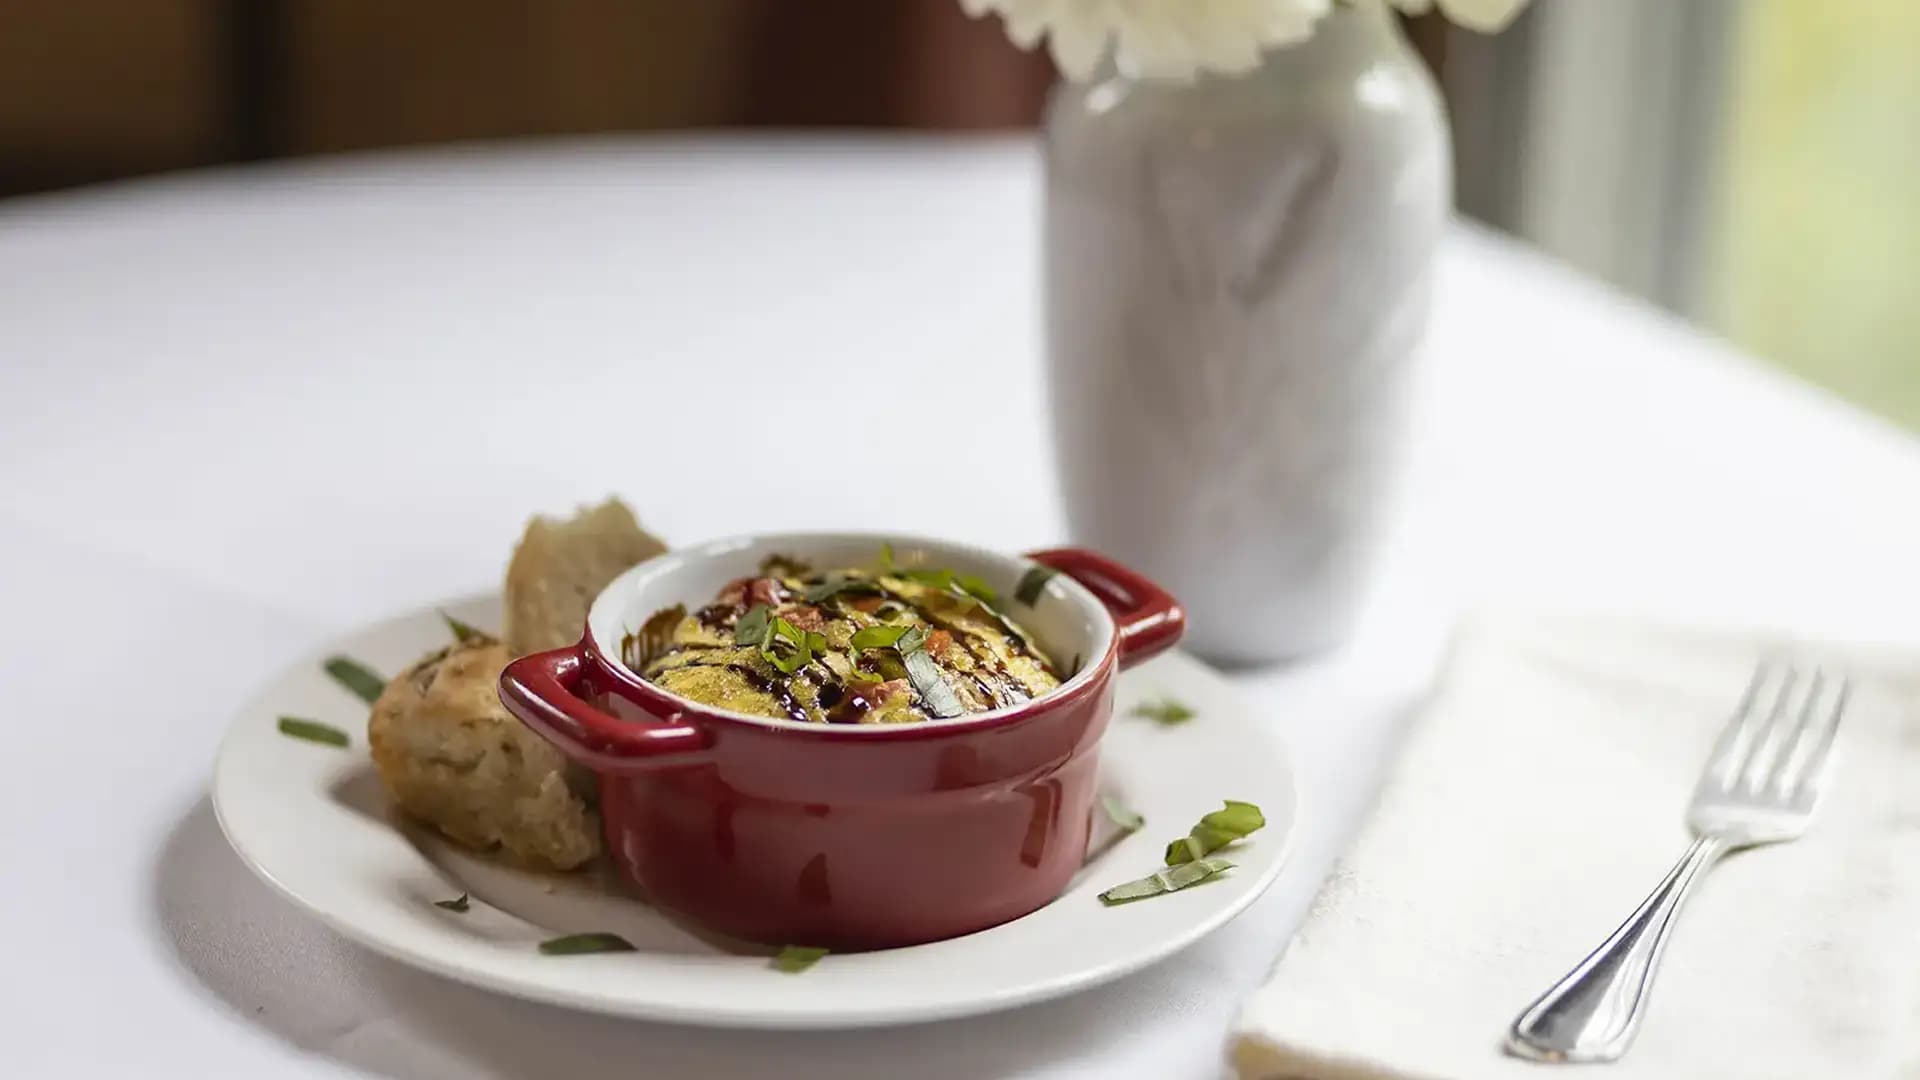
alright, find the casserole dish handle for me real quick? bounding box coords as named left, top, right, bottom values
left=500, top=643, right=712, bottom=774
left=1026, top=548, right=1185, bottom=668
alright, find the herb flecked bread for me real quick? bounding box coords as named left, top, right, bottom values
left=503, top=497, right=666, bottom=657
left=367, top=637, right=600, bottom=870
left=366, top=497, right=665, bottom=871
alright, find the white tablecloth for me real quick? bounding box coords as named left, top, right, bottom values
left=3, top=136, right=1917, bottom=1079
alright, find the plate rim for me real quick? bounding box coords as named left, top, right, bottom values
left=210, top=597, right=1298, bottom=1030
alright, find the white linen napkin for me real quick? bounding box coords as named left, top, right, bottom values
left=1232, top=614, right=1920, bottom=1080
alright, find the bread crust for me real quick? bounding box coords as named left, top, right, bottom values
left=503, top=498, right=667, bottom=657
left=367, top=639, right=599, bottom=870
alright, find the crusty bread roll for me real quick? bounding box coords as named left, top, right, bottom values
left=503, top=497, right=666, bottom=657
left=368, top=639, right=599, bottom=870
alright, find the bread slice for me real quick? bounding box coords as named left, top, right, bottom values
left=504, top=497, right=667, bottom=657
left=368, top=639, right=599, bottom=870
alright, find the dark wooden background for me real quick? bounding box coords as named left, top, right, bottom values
left=0, top=0, right=1448, bottom=198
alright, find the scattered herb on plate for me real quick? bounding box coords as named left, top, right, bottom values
left=1014, top=565, right=1057, bottom=606
left=1100, top=795, right=1145, bottom=833
left=1131, top=696, right=1195, bottom=726
left=277, top=716, right=349, bottom=748
left=1098, top=857, right=1235, bottom=905
left=1164, top=800, right=1265, bottom=865
left=773, top=945, right=828, bottom=973
left=1084, top=794, right=1147, bottom=866
left=539, top=932, right=635, bottom=955
left=434, top=893, right=470, bottom=912
left=439, top=611, right=493, bottom=645
left=324, top=655, right=387, bottom=705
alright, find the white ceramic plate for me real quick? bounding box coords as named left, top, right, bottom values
left=213, top=595, right=1296, bottom=1030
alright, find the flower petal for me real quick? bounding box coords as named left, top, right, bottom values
left=1049, top=21, right=1114, bottom=80
left=1437, top=0, right=1530, bottom=32
left=970, top=0, right=1342, bottom=83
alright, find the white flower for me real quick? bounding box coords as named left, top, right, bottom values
left=1388, top=0, right=1530, bottom=33
left=959, top=0, right=1332, bottom=82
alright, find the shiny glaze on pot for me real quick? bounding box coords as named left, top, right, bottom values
left=500, top=540, right=1183, bottom=950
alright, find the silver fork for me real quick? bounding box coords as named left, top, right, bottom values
left=1506, top=664, right=1851, bottom=1064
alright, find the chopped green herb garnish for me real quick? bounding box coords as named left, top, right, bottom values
left=902, top=647, right=965, bottom=718
left=872, top=653, right=910, bottom=681
left=538, top=932, right=635, bottom=955
left=773, top=945, right=828, bottom=973
left=324, top=656, right=386, bottom=704
left=877, top=543, right=896, bottom=572
left=851, top=624, right=910, bottom=651
left=801, top=572, right=884, bottom=604
left=734, top=603, right=774, bottom=647
left=956, top=573, right=997, bottom=603
left=761, top=619, right=829, bottom=675
left=1131, top=697, right=1195, bottom=725
left=1099, top=857, right=1234, bottom=905
left=277, top=716, right=349, bottom=748
left=900, top=567, right=955, bottom=590
left=434, top=893, right=470, bottom=912
left=1014, top=565, right=1057, bottom=606
left=1100, top=795, right=1145, bottom=832
left=894, top=625, right=929, bottom=655
left=898, top=566, right=995, bottom=604
left=763, top=617, right=815, bottom=674
left=439, top=611, right=494, bottom=645
left=1164, top=800, right=1265, bottom=865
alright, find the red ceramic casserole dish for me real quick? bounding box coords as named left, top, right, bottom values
left=498, top=532, right=1183, bottom=949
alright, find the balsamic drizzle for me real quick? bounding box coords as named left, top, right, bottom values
left=639, top=562, right=1060, bottom=724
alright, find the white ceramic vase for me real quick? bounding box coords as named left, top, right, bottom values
left=1044, top=2, right=1449, bottom=665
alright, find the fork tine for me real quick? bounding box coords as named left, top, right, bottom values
left=1734, top=666, right=1800, bottom=793
left=1785, top=678, right=1850, bottom=800
left=1704, top=663, right=1777, bottom=790
left=1765, top=669, right=1827, bottom=794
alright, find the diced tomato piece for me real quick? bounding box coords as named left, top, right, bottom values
left=747, top=577, right=792, bottom=607
left=847, top=595, right=885, bottom=613
left=783, top=605, right=826, bottom=631
left=926, top=630, right=955, bottom=658
left=848, top=678, right=901, bottom=704
left=715, top=577, right=754, bottom=607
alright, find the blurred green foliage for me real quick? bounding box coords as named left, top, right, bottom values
left=1707, top=2, right=1920, bottom=431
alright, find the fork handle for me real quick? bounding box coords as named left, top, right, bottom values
left=1506, top=835, right=1728, bottom=1063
